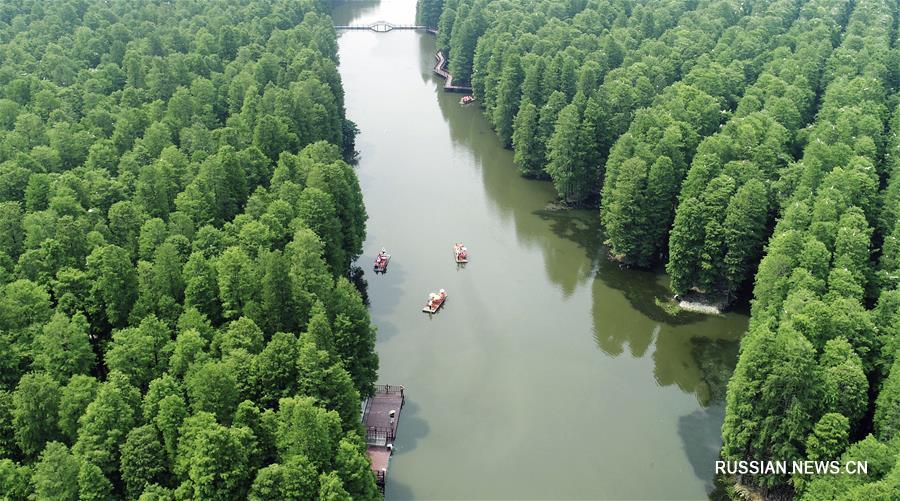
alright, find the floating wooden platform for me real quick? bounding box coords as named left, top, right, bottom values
left=363, top=385, right=405, bottom=494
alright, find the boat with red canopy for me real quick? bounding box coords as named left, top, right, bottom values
left=422, top=289, right=447, bottom=313
left=373, top=249, right=390, bottom=273
left=453, top=243, right=468, bottom=263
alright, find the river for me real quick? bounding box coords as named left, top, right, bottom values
left=333, top=1, right=749, bottom=499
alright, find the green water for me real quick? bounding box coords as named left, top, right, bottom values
left=334, top=1, right=749, bottom=498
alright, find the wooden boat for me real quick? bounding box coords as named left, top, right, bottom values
left=453, top=243, right=468, bottom=263
left=422, top=289, right=447, bottom=313
left=459, top=95, right=475, bottom=105
left=373, top=250, right=391, bottom=273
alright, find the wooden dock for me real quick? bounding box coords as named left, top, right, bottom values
left=433, top=50, right=473, bottom=93
left=363, top=384, right=405, bottom=494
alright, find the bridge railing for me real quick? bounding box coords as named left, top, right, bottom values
left=334, top=21, right=428, bottom=31
left=374, top=384, right=404, bottom=396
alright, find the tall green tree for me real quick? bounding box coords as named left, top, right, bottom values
left=13, top=372, right=62, bottom=458
left=248, top=456, right=318, bottom=500
left=492, top=54, right=524, bottom=147
left=873, top=356, right=900, bottom=441
left=58, top=375, right=99, bottom=442
left=512, top=100, right=543, bottom=177
left=105, top=315, right=172, bottom=390
left=120, top=425, right=167, bottom=498
left=722, top=326, right=823, bottom=488
left=179, top=418, right=256, bottom=501
left=73, top=376, right=139, bottom=475
left=186, top=360, right=239, bottom=424
left=546, top=103, right=591, bottom=205
left=31, top=311, right=95, bottom=382
left=86, top=245, right=137, bottom=329
left=31, top=441, right=80, bottom=500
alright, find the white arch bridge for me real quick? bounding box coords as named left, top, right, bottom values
left=334, top=21, right=435, bottom=33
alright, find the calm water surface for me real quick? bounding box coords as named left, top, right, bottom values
left=334, top=1, right=749, bottom=498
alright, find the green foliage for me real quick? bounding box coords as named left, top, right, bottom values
left=32, top=311, right=95, bottom=382
left=805, top=413, right=849, bottom=461
left=335, top=437, right=380, bottom=500
left=105, top=315, right=172, bottom=390
left=155, top=395, right=188, bottom=470
left=720, top=0, right=898, bottom=494
left=873, top=356, right=900, bottom=442
left=546, top=102, right=594, bottom=205
left=721, top=326, right=823, bottom=488
left=87, top=245, right=137, bottom=329
left=275, top=396, right=343, bottom=471
left=602, top=108, right=701, bottom=266
left=13, top=372, right=61, bottom=458
left=0, top=459, right=32, bottom=500
left=120, top=425, right=167, bottom=498
left=31, top=441, right=80, bottom=500
left=251, top=332, right=301, bottom=407
left=180, top=419, right=256, bottom=500
left=512, top=100, right=543, bottom=177
left=73, top=377, right=139, bottom=475
left=428, top=5, right=895, bottom=497
left=185, top=360, right=238, bottom=424
left=329, top=278, right=378, bottom=397
left=248, top=456, right=319, bottom=500
left=820, top=338, right=868, bottom=426
left=297, top=339, right=361, bottom=430
left=0, top=392, right=16, bottom=458
left=801, top=435, right=898, bottom=500
left=416, top=0, right=445, bottom=27
left=78, top=459, right=115, bottom=501
left=214, top=317, right=264, bottom=357
left=58, top=375, right=100, bottom=442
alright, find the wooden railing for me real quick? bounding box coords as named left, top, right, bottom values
left=432, top=50, right=473, bottom=93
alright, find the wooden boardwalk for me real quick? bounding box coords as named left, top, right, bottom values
left=433, top=50, right=473, bottom=93
left=363, top=384, right=405, bottom=494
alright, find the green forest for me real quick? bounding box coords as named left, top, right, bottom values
left=419, top=0, right=899, bottom=497
left=0, top=0, right=380, bottom=498
left=0, top=0, right=898, bottom=497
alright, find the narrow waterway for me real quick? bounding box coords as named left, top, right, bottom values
left=334, top=1, right=749, bottom=498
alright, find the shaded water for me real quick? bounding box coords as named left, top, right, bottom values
left=334, top=1, right=749, bottom=498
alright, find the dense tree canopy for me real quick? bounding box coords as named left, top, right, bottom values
left=724, top=0, right=899, bottom=495
left=609, top=0, right=844, bottom=270
left=0, top=0, right=378, bottom=499
left=426, top=0, right=900, bottom=496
